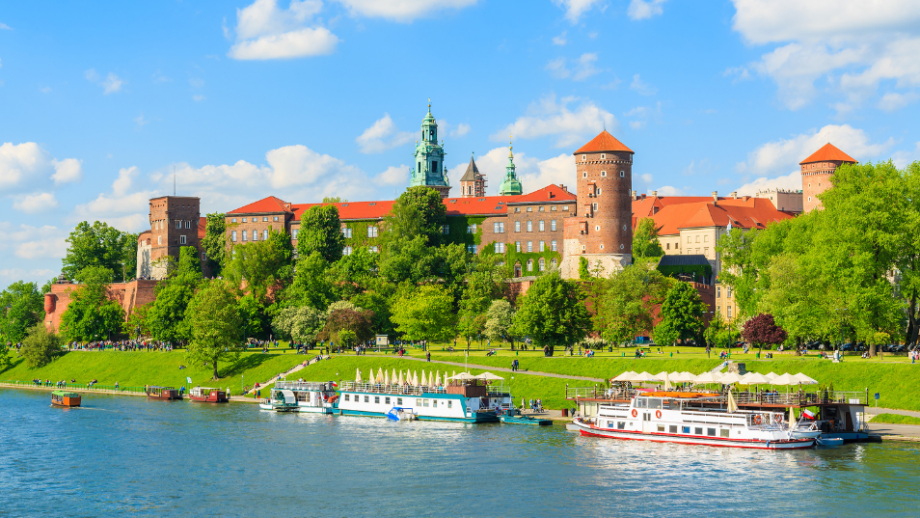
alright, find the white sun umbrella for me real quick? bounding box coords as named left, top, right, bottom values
left=741, top=372, right=771, bottom=385
left=654, top=371, right=672, bottom=390
left=428, top=371, right=434, bottom=387
left=355, top=368, right=363, bottom=384
left=413, top=371, right=420, bottom=387
left=392, top=369, right=397, bottom=383
left=717, top=372, right=745, bottom=385
left=692, top=372, right=722, bottom=384
left=612, top=371, right=638, bottom=382
left=421, top=370, right=426, bottom=387
left=631, top=371, right=660, bottom=383
left=674, top=372, right=697, bottom=383
left=384, top=370, right=390, bottom=386
left=791, top=373, right=817, bottom=385
left=398, top=370, right=405, bottom=385
left=377, top=368, right=384, bottom=383
left=475, top=372, right=505, bottom=381
left=448, top=372, right=478, bottom=381
left=770, top=373, right=798, bottom=386
left=435, top=371, right=441, bottom=387
left=764, top=372, right=779, bottom=381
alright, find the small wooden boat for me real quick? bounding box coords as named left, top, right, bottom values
left=816, top=437, right=845, bottom=448
left=188, top=387, right=228, bottom=403
left=499, top=409, right=552, bottom=426
left=51, top=391, right=81, bottom=407
left=145, top=386, right=182, bottom=400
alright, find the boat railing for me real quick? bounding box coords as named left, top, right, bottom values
left=734, top=390, right=867, bottom=406
left=275, top=380, right=334, bottom=392
left=566, top=387, right=635, bottom=400
left=339, top=381, right=506, bottom=398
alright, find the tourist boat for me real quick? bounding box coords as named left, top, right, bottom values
left=267, top=381, right=338, bottom=414
left=571, top=391, right=816, bottom=450
left=51, top=391, right=81, bottom=407
left=335, top=373, right=510, bottom=423
left=188, top=387, right=229, bottom=403
left=145, top=386, right=182, bottom=400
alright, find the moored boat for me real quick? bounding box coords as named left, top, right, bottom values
left=271, top=381, right=337, bottom=414
left=146, top=386, right=182, bottom=400
left=499, top=409, right=552, bottom=426
left=188, top=387, right=229, bottom=403
left=259, top=389, right=300, bottom=412
left=51, top=391, right=81, bottom=407
left=572, top=391, right=815, bottom=450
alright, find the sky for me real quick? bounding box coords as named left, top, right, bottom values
left=2, top=0, right=920, bottom=286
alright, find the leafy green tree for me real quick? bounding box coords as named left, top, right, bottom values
left=297, top=205, right=346, bottom=263
left=511, top=272, right=591, bottom=348
left=318, top=307, right=375, bottom=345
left=382, top=186, right=447, bottom=246
left=457, top=269, right=501, bottom=347
left=651, top=321, right=679, bottom=347
left=350, top=290, right=393, bottom=336
left=62, top=221, right=135, bottom=282
left=654, top=282, right=707, bottom=346
left=59, top=266, right=125, bottom=341
left=124, top=302, right=151, bottom=339
left=0, top=281, right=45, bottom=342
left=483, top=299, right=515, bottom=346
left=200, top=212, right=226, bottom=276
left=146, top=247, right=202, bottom=344
left=185, top=280, right=244, bottom=380
left=272, top=306, right=326, bottom=344
left=390, top=284, right=456, bottom=344
left=178, top=246, right=202, bottom=275
left=21, top=324, right=62, bottom=368
left=328, top=247, right=378, bottom=299
left=596, top=263, right=673, bottom=346
left=285, top=252, right=336, bottom=310
left=578, top=256, right=590, bottom=280
left=322, top=196, right=346, bottom=203
left=632, top=218, right=664, bottom=259
left=224, top=228, right=294, bottom=302
left=704, top=314, right=733, bottom=349
left=238, top=294, right=268, bottom=339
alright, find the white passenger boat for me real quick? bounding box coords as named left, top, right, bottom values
left=572, top=391, right=816, bottom=450
left=259, top=381, right=338, bottom=413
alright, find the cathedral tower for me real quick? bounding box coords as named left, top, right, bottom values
left=498, top=138, right=523, bottom=196
left=409, top=102, right=451, bottom=198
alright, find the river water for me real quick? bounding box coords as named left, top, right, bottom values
left=1, top=389, right=917, bottom=517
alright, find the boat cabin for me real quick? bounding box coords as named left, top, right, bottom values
left=146, top=386, right=182, bottom=400
left=51, top=391, right=81, bottom=407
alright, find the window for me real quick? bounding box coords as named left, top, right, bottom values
left=551, top=240, right=557, bottom=251
left=592, top=203, right=598, bottom=211
left=539, top=241, right=545, bottom=252
left=527, top=241, right=533, bottom=252
left=695, top=427, right=703, bottom=435
left=364, top=396, right=369, bottom=403
left=514, top=207, right=520, bottom=213
left=263, top=230, right=269, bottom=241
left=494, top=222, right=504, bottom=233
left=515, top=242, right=521, bottom=252
left=369, top=246, right=378, bottom=253
left=185, top=220, right=191, bottom=229
left=527, top=259, right=534, bottom=271
left=448, top=401, right=452, bottom=408
left=539, top=220, right=545, bottom=232
left=704, top=235, right=709, bottom=242
left=467, top=224, right=477, bottom=234
left=620, top=244, right=625, bottom=250
left=343, top=246, right=352, bottom=256
left=727, top=306, right=732, bottom=319
left=526, top=207, right=533, bottom=212
left=666, top=243, right=670, bottom=250
left=495, top=242, right=505, bottom=253
left=600, top=244, right=605, bottom=250
left=273, top=216, right=279, bottom=221
left=717, top=286, right=721, bottom=298
left=618, top=422, right=626, bottom=430
left=397, top=398, right=403, bottom=405
left=595, top=226, right=600, bottom=232
left=727, top=287, right=733, bottom=298
left=261, top=217, right=267, bottom=222
left=515, top=221, right=521, bottom=232
left=180, top=235, right=187, bottom=245
left=657, top=425, right=665, bottom=432
left=551, top=220, right=557, bottom=231
left=682, top=426, right=690, bottom=434
left=704, top=247, right=709, bottom=256
left=538, top=258, right=545, bottom=271
left=526, top=221, right=533, bottom=232
left=562, top=205, right=569, bottom=212
left=292, top=229, right=299, bottom=239
left=466, top=244, right=478, bottom=253
left=442, top=225, right=449, bottom=235
left=252, top=231, right=258, bottom=242
left=582, top=172, right=587, bottom=178
left=231, top=218, right=237, bottom=223
left=175, top=221, right=181, bottom=229
left=601, top=171, right=607, bottom=177
left=551, top=206, right=557, bottom=212
left=368, top=226, right=378, bottom=238
left=601, top=153, right=606, bottom=159
left=720, top=429, right=730, bottom=438
left=242, top=218, right=247, bottom=223
left=242, top=230, right=248, bottom=242
left=669, top=425, right=678, bottom=433
left=344, top=394, right=350, bottom=402
left=620, top=171, right=625, bottom=177
left=158, top=236, right=162, bottom=245
left=597, top=188, right=602, bottom=195
left=582, top=155, right=586, bottom=161
left=550, top=258, right=557, bottom=268
left=374, top=396, right=380, bottom=404
left=707, top=428, right=717, bottom=437
left=231, top=231, right=237, bottom=242
left=343, top=227, right=353, bottom=238
left=385, top=397, right=391, bottom=405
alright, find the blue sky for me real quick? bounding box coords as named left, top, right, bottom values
left=2, top=0, right=919, bottom=285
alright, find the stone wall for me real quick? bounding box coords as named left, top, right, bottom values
left=43, top=280, right=160, bottom=335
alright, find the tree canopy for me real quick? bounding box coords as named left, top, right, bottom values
left=382, top=186, right=447, bottom=246
left=596, top=262, right=673, bottom=345
left=653, top=282, right=707, bottom=346
left=0, top=281, right=45, bottom=342
left=512, top=272, right=591, bottom=347
left=200, top=212, right=227, bottom=276
left=391, top=284, right=456, bottom=344
left=62, top=221, right=136, bottom=282
left=632, top=218, right=664, bottom=260
left=742, top=313, right=788, bottom=352
left=185, top=280, right=244, bottom=379
left=297, top=205, right=346, bottom=263
left=58, top=266, right=125, bottom=341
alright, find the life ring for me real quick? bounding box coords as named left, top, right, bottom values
left=655, top=410, right=662, bottom=419
left=776, top=414, right=784, bottom=423
left=631, top=409, right=638, bottom=418
left=754, top=415, right=763, bottom=425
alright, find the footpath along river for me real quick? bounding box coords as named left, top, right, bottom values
left=1, top=388, right=917, bottom=517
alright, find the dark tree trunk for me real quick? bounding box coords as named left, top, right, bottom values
left=906, top=295, right=919, bottom=346
left=212, top=360, right=219, bottom=380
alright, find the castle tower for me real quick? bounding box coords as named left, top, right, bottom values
left=409, top=101, right=451, bottom=198
left=145, top=196, right=201, bottom=279
left=459, top=154, right=486, bottom=198
left=559, top=130, right=634, bottom=278
left=498, top=138, right=523, bottom=196
left=800, top=143, right=856, bottom=212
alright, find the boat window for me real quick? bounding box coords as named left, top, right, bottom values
left=648, top=399, right=662, bottom=410
left=669, top=425, right=677, bottom=433
left=695, top=427, right=703, bottom=435
left=344, top=394, right=350, bottom=401
left=707, top=428, right=716, bottom=436
left=385, top=397, right=391, bottom=405
left=720, top=429, right=730, bottom=438
left=682, top=426, right=690, bottom=434
left=657, top=425, right=665, bottom=432
left=364, top=396, right=369, bottom=403
left=432, top=400, right=437, bottom=407
left=617, top=422, right=626, bottom=429
left=397, top=398, right=403, bottom=405
left=374, top=396, right=380, bottom=404
left=447, top=401, right=452, bottom=408
left=635, top=398, right=647, bottom=409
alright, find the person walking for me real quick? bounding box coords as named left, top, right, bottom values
left=426, top=351, right=431, bottom=362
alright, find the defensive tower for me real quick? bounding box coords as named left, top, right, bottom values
left=800, top=143, right=856, bottom=212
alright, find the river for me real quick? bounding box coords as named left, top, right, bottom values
left=0, top=389, right=917, bottom=517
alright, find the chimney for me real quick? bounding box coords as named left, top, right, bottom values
left=651, top=190, right=658, bottom=197
left=730, top=191, right=738, bottom=199
left=641, top=193, right=646, bottom=199
left=632, top=190, right=638, bottom=200
left=560, top=184, right=567, bottom=192
left=712, top=191, right=718, bottom=206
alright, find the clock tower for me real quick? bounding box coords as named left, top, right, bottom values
left=410, top=102, right=451, bottom=198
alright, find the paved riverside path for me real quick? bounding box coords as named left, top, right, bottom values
left=391, top=355, right=605, bottom=383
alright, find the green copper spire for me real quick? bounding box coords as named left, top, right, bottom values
left=499, top=135, right=523, bottom=196
left=409, top=100, right=451, bottom=198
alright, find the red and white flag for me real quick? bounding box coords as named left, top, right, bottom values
left=802, top=409, right=815, bottom=420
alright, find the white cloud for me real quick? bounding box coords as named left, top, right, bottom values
left=545, top=58, right=569, bottom=79
left=545, top=53, right=601, bottom=81
left=375, top=165, right=409, bottom=186
left=112, top=166, right=138, bottom=197
left=492, top=94, right=617, bottom=148
left=641, top=173, right=653, bottom=184
left=52, top=158, right=83, bottom=184
left=630, top=74, right=657, bottom=95
left=0, top=142, right=47, bottom=190
left=0, top=222, right=68, bottom=261
left=733, top=170, right=802, bottom=196
left=0, top=268, right=57, bottom=285
left=654, top=185, right=688, bottom=196
left=135, top=114, right=149, bottom=128
left=448, top=147, right=576, bottom=196
left=193, top=94, right=206, bottom=102
left=356, top=114, right=415, bottom=154
left=84, top=69, right=99, bottom=82
left=267, top=144, right=362, bottom=188
left=331, top=0, right=478, bottom=22
left=0, top=23, right=12, bottom=30
left=229, top=0, right=339, bottom=60
left=737, top=124, right=893, bottom=176
left=625, top=101, right=662, bottom=129
left=13, top=192, right=58, bottom=214
left=627, top=0, right=666, bottom=20
left=731, top=0, right=920, bottom=111
left=554, top=0, right=602, bottom=23
left=553, top=32, right=567, bottom=46
left=878, top=92, right=919, bottom=112
left=101, top=73, right=124, bottom=94
left=451, top=123, right=470, bottom=137
left=629, top=121, right=645, bottom=130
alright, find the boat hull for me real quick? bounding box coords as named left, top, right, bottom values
left=336, top=408, right=498, bottom=423
left=574, top=421, right=815, bottom=450
left=51, top=398, right=81, bottom=408
left=298, top=406, right=333, bottom=414
left=500, top=415, right=552, bottom=426
left=189, top=393, right=229, bottom=403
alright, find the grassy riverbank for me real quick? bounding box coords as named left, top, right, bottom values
left=870, top=414, right=920, bottom=425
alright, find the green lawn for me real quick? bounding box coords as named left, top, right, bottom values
left=870, top=413, right=920, bottom=425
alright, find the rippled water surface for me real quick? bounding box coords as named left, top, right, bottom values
left=1, top=389, right=918, bottom=517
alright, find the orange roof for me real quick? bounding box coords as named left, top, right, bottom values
left=198, top=217, right=207, bottom=240
left=636, top=197, right=793, bottom=235
left=800, top=143, right=856, bottom=165
left=574, top=130, right=633, bottom=154
left=227, top=196, right=292, bottom=215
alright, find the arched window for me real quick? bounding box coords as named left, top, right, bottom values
left=538, top=258, right=545, bottom=271
left=526, top=259, right=534, bottom=272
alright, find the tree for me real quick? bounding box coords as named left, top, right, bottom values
left=185, top=280, right=244, bottom=380
left=382, top=186, right=447, bottom=246
left=21, top=324, right=62, bottom=368
left=322, top=196, right=347, bottom=203
left=0, top=281, right=45, bottom=342
left=704, top=314, right=733, bottom=349
left=297, top=205, right=346, bottom=263
left=578, top=256, right=590, bottom=280
left=285, top=252, right=336, bottom=310
left=742, top=313, right=788, bottom=352
left=457, top=269, right=501, bottom=346
left=58, top=266, right=125, bottom=341
left=146, top=247, right=202, bottom=344
left=124, top=303, right=151, bottom=339
left=224, top=228, right=294, bottom=302
left=200, top=212, right=226, bottom=276
left=318, top=307, right=375, bottom=345
left=350, top=290, right=393, bottom=336
left=62, top=221, right=135, bottom=282
left=511, top=272, right=592, bottom=349
left=390, top=284, right=456, bottom=344
left=596, top=263, right=673, bottom=346
left=483, top=299, right=515, bottom=345
left=632, top=218, right=664, bottom=259
left=654, top=282, right=707, bottom=346
left=272, top=306, right=326, bottom=344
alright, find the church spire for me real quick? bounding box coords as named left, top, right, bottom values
left=499, top=135, right=523, bottom=196
left=409, top=100, right=451, bottom=198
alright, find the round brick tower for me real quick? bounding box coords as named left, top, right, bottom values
left=800, top=142, right=856, bottom=212
left=560, top=130, right=634, bottom=278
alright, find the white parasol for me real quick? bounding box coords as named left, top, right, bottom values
left=355, top=368, right=363, bottom=384
left=428, top=371, right=434, bottom=387
left=769, top=373, right=798, bottom=386
left=377, top=367, right=384, bottom=383
left=475, top=372, right=505, bottom=381
left=717, top=372, right=745, bottom=385
left=612, top=371, right=638, bottom=382
left=764, top=372, right=779, bottom=381
left=727, top=389, right=739, bottom=413
left=791, top=372, right=817, bottom=385
left=435, top=371, right=441, bottom=387
left=421, top=370, right=426, bottom=387
left=741, top=372, right=771, bottom=385
left=398, top=370, right=405, bottom=385
left=447, top=372, right=478, bottom=381
left=692, top=372, right=722, bottom=384
left=631, top=371, right=660, bottom=383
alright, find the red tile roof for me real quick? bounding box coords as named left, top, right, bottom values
left=198, top=217, right=207, bottom=240
left=636, top=197, right=793, bottom=235
left=574, top=130, right=633, bottom=154
left=800, top=143, right=857, bottom=165
left=227, top=196, right=292, bottom=215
